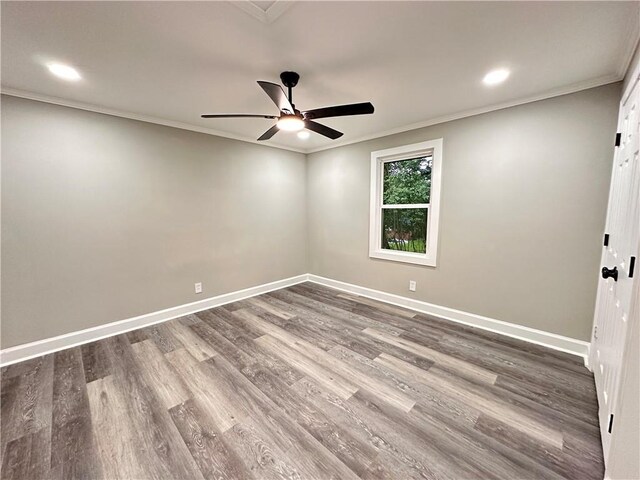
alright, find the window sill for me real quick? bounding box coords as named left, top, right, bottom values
left=369, top=249, right=437, bottom=267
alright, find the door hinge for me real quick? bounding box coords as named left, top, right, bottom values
left=615, top=133, right=621, bottom=147
left=608, top=414, right=614, bottom=433
left=630, top=256, right=636, bottom=278
left=593, top=326, right=598, bottom=340
left=604, top=233, right=609, bottom=247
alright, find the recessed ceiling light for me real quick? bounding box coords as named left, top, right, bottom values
left=47, top=63, right=81, bottom=81
left=483, top=68, right=510, bottom=86
left=297, top=131, right=310, bottom=140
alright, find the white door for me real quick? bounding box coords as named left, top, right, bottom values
left=590, top=67, right=640, bottom=462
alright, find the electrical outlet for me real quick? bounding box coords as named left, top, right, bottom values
left=409, top=280, right=416, bottom=292
left=195, top=282, right=202, bottom=294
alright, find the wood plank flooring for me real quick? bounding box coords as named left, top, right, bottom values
left=0, top=282, right=604, bottom=479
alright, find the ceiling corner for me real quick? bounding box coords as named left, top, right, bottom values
left=617, top=5, right=640, bottom=79
left=228, top=0, right=295, bottom=24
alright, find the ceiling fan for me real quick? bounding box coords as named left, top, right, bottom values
left=201, top=71, right=374, bottom=141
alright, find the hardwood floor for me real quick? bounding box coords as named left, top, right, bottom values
left=0, top=282, right=603, bottom=479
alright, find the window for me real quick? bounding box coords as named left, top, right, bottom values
left=369, top=139, right=442, bottom=266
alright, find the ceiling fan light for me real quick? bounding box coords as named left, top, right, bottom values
left=277, top=115, right=305, bottom=132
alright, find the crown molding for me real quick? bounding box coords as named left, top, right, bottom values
left=305, top=74, right=622, bottom=154
left=2, top=72, right=622, bottom=157
left=617, top=7, right=640, bottom=79
left=0, top=88, right=306, bottom=154
left=229, top=0, right=294, bottom=24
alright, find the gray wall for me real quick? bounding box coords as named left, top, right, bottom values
left=307, top=83, right=620, bottom=341
left=1, top=95, right=307, bottom=348
left=1, top=83, right=620, bottom=348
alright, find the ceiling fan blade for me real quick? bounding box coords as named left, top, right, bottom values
left=201, top=114, right=277, bottom=119
left=305, top=121, right=343, bottom=140
left=257, top=125, right=280, bottom=141
left=303, top=102, right=374, bottom=120
left=257, top=81, right=294, bottom=114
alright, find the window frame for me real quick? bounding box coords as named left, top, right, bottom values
left=369, top=138, right=443, bottom=267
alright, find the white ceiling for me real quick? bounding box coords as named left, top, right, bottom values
left=2, top=1, right=638, bottom=153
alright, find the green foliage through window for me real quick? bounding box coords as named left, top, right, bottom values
left=382, top=208, right=427, bottom=253
left=381, top=156, right=431, bottom=253
left=382, top=156, right=432, bottom=205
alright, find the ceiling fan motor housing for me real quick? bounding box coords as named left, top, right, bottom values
left=202, top=70, right=373, bottom=141
left=280, top=71, right=300, bottom=88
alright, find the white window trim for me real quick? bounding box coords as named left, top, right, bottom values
left=369, top=138, right=443, bottom=267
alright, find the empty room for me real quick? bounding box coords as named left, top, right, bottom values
left=1, top=1, right=639, bottom=479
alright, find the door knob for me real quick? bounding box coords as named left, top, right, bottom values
left=601, top=266, right=618, bottom=281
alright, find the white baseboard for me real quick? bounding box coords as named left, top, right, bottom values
left=584, top=343, right=593, bottom=371
left=1, top=272, right=591, bottom=367
left=0, top=274, right=308, bottom=367
left=307, top=274, right=590, bottom=360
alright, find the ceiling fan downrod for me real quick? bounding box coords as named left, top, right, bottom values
left=280, top=71, right=300, bottom=106
left=201, top=70, right=374, bottom=141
